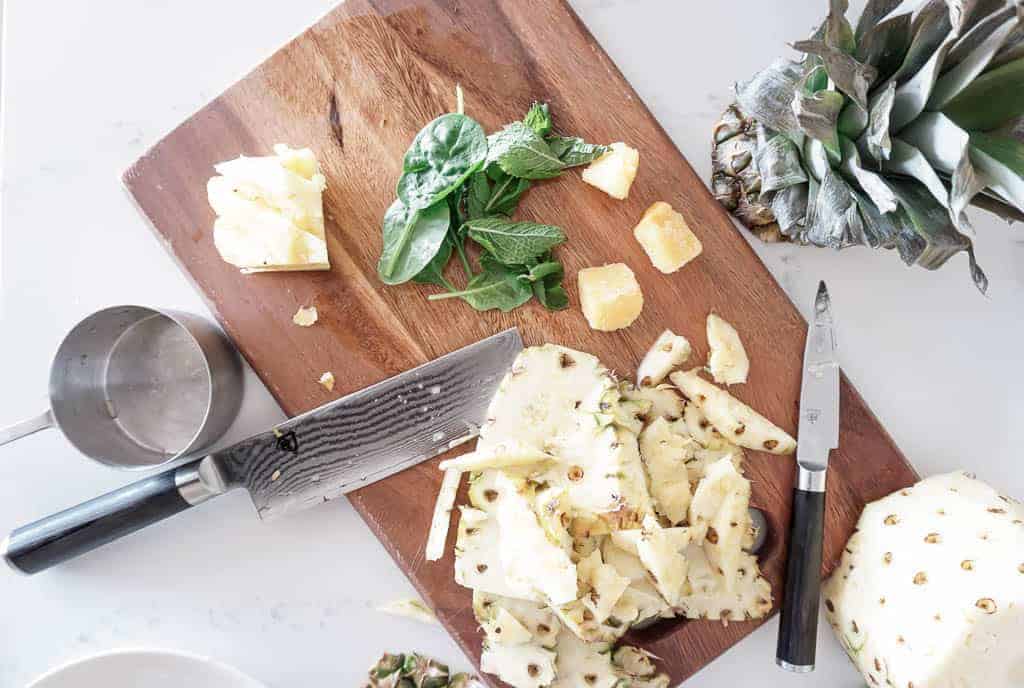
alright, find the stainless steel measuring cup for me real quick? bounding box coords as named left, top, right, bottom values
left=0, top=306, right=243, bottom=469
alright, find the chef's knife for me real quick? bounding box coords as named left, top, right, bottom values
left=2, top=328, right=523, bottom=575
left=776, top=281, right=839, bottom=672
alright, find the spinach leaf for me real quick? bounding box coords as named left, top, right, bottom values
left=397, top=113, right=487, bottom=209
left=464, top=217, right=566, bottom=265
left=523, top=102, right=552, bottom=137
left=411, top=236, right=454, bottom=289
left=466, top=167, right=531, bottom=219
left=546, top=135, right=608, bottom=167
left=377, top=199, right=451, bottom=285
left=428, top=258, right=533, bottom=312
left=487, top=122, right=565, bottom=179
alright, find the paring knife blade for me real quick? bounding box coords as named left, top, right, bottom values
left=796, top=281, right=840, bottom=475
left=218, top=328, right=524, bottom=520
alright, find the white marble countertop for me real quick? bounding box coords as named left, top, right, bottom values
left=1, top=1, right=1021, bottom=686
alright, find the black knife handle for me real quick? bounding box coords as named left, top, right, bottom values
left=776, top=484, right=826, bottom=672
left=2, top=460, right=217, bottom=575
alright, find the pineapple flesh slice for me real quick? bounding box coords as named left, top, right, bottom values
left=671, top=369, right=796, bottom=454
left=581, top=142, right=640, bottom=200
left=635, top=330, right=691, bottom=387
left=638, top=417, right=697, bottom=525
left=633, top=202, right=703, bottom=274
left=577, top=264, right=644, bottom=332
left=635, top=515, right=689, bottom=607
left=706, top=314, right=750, bottom=385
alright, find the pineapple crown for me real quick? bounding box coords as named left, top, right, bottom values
left=721, top=0, right=1024, bottom=292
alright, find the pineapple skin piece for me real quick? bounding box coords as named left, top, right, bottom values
left=632, top=202, right=703, bottom=274
left=635, top=515, right=689, bottom=607
left=637, top=417, right=696, bottom=524
left=480, top=642, right=557, bottom=688
left=577, top=263, right=644, bottom=332
left=581, top=142, right=639, bottom=200
left=635, top=330, right=691, bottom=387
left=678, top=545, right=772, bottom=622
left=671, top=369, right=796, bottom=454
left=620, top=382, right=684, bottom=423
left=706, top=314, right=749, bottom=385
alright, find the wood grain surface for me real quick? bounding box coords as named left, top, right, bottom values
left=123, top=1, right=918, bottom=683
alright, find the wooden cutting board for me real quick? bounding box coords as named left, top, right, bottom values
left=123, top=0, right=917, bottom=683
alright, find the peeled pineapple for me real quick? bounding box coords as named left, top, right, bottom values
left=632, top=202, right=703, bottom=274
left=581, top=142, right=639, bottom=200
left=577, top=263, right=644, bottom=332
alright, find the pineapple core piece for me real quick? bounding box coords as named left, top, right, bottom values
left=632, top=202, right=703, bottom=273
left=582, top=142, right=640, bottom=200
left=577, top=263, right=644, bottom=332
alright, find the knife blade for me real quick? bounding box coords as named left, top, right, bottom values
left=777, top=281, right=839, bottom=673
left=2, top=328, right=524, bottom=574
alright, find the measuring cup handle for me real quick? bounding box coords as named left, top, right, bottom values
left=0, top=409, right=54, bottom=447
left=2, top=458, right=229, bottom=575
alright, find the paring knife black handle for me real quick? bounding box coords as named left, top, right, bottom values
left=776, top=484, right=826, bottom=672
left=2, top=460, right=215, bottom=575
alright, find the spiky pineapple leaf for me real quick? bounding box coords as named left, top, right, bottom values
left=793, top=67, right=845, bottom=157
left=884, top=138, right=952, bottom=209
left=792, top=39, right=878, bottom=111
left=856, top=13, right=913, bottom=84
left=770, top=183, right=809, bottom=235
left=970, top=131, right=1024, bottom=211
left=987, top=21, right=1024, bottom=71
left=854, top=0, right=906, bottom=43
left=933, top=6, right=1021, bottom=110
left=892, top=0, right=954, bottom=83
left=944, top=55, right=1024, bottom=130
left=735, top=59, right=804, bottom=137
left=839, top=136, right=898, bottom=214
left=755, top=130, right=808, bottom=195
left=864, top=80, right=897, bottom=160
left=890, top=34, right=957, bottom=131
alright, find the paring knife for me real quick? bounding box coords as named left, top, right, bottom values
left=2, top=328, right=524, bottom=575
left=776, top=281, right=839, bottom=673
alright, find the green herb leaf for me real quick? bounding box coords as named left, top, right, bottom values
left=546, top=135, right=609, bottom=167
left=428, top=259, right=533, bottom=312
left=526, top=259, right=569, bottom=311
left=465, top=217, right=566, bottom=264
left=378, top=200, right=451, bottom=285
left=487, top=122, right=565, bottom=179
left=943, top=56, right=1024, bottom=131
left=524, top=260, right=563, bottom=283
left=535, top=283, right=569, bottom=310
left=411, top=237, right=454, bottom=288
left=466, top=168, right=532, bottom=219
left=523, top=102, right=552, bottom=137
left=397, top=113, right=487, bottom=209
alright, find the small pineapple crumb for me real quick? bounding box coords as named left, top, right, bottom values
left=375, top=597, right=439, bottom=626
left=292, top=305, right=318, bottom=327
left=318, top=371, right=335, bottom=391
left=582, top=142, right=639, bottom=200
left=633, top=201, right=703, bottom=273
left=271, top=469, right=281, bottom=482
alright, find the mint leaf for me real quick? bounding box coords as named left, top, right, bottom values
left=466, top=167, right=531, bottom=219
left=546, top=135, right=608, bottom=167
left=428, top=259, right=532, bottom=312
left=397, top=113, right=487, bottom=209
left=487, top=122, right=565, bottom=179
left=378, top=200, right=451, bottom=285
left=465, top=217, right=566, bottom=264
left=523, top=102, right=552, bottom=137
left=535, top=282, right=569, bottom=311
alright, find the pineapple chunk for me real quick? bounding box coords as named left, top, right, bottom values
left=637, top=418, right=696, bottom=524
left=636, top=330, right=691, bottom=386
left=671, top=369, right=796, bottom=454
left=635, top=515, right=689, bottom=606
left=577, top=550, right=630, bottom=624
left=581, top=142, right=639, bottom=200
left=632, top=202, right=703, bottom=274
left=706, top=314, right=750, bottom=385
left=207, top=145, right=330, bottom=273
left=577, top=263, right=644, bottom=332
left=481, top=642, right=557, bottom=688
